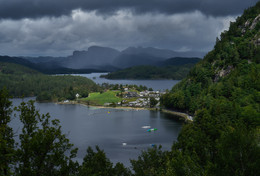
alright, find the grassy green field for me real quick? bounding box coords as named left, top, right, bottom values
left=82, top=91, right=122, bottom=105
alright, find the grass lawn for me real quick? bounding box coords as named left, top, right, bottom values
left=82, top=91, right=122, bottom=105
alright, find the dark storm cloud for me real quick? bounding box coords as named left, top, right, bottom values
left=0, top=10, right=235, bottom=56
left=0, top=0, right=258, bottom=19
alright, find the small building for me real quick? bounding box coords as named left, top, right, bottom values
left=125, top=91, right=139, bottom=98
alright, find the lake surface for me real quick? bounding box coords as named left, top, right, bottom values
left=71, top=73, right=180, bottom=91
left=10, top=97, right=183, bottom=166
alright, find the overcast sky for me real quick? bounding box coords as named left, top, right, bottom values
left=0, top=0, right=258, bottom=56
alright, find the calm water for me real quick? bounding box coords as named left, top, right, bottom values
left=72, top=73, right=180, bottom=91
left=10, top=97, right=183, bottom=166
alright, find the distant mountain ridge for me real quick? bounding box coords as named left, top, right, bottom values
left=121, top=46, right=180, bottom=58
left=121, top=46, right=204, bottom=58
left=63, top=46, right=120, bottom=69
left=113, top=47, right=204, bottom=68
left=0, top=46, right=205, bottom=72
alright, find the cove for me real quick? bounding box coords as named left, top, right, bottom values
left=10, top=97, right=183, bottom=166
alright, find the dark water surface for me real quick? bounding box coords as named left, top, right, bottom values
left=11, top=97, right=183, bottom=166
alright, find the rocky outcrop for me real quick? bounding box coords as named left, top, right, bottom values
left=214, top=65, right=233, bottom=82
left=249, top=14, right=260, bottom=30
left=241, top=14, right=260, bottom=34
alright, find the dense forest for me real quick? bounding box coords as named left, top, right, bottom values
left=0, top=62, right=100, bottom=101
left=160, top=2, right=260, bottom=175
left=0, top=2, right=260, bottom=176
left=101, top=64, right=194, bottom=80
left=102, top=57, right=201, bottom=80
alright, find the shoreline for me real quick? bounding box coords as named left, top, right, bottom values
left=161, top=109, right=193, bottom=122
left=57, top=100, right=146, bottom=111
left=57, top=100, right=193, bottom=121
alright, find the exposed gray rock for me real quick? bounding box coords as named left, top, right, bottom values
left=245, top=20, right=251, bottom=27
left=257, top=38, right=260, bottom=45
left=214, top=65, right=233, bottom=82
left=250, top=14, right=260, bottom=30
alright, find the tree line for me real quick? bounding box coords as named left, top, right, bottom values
left=0, top=62, right=101, bottom=102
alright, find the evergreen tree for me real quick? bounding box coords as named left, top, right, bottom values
left=79, top=146, right=114, bottom=176
left=131, top=146, right=168, bottom=176
left=15, top=100, right=78, bottom=176
left=79, top=146, right=131, bottom=176
left=0, top=88, right=15, bottom=176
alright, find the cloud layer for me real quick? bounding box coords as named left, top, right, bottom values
left=0, top=0, right=258, bottom=19
left=0, top=0, right=257, bottom=56
left=0, top=9, right=236, bottom=56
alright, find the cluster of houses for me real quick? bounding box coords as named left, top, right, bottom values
left=121, top=90, right=164, bottom=108
left=62, top=88, right=166, bottom=108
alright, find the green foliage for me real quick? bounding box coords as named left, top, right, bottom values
left=14, top=100, right=79, bottom=176
left=0, top=62, right=100, bottom=102
left=114, top=163, right=132, bottom=176
left=150, top=97, right=158, bottom=108
left=83, top=91, right=122, bottom=106
left=79, top=146, right=114, bottom=176
left=0, top=2, right=259, bottom=176
left=102, top=64, right=196, bottom=80
left=166, top=148, right=203, bottom=176
left=160, top=2, right=260, bottom=175
left=0, top=92, right=131, bottom=176
left=212, top=124, right=260, bottom=176
left=0, top=88, right=15, bottom=176
left=131, top=146, right=168, bottom=176
left=102, top=57, right=201, bottom=80
left=79, top=146, right=131, bottom=176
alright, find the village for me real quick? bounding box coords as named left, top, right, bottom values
left=96, top=82, right=168, bottom=108
left=120, top=88, right=164, bottom=108
left=63, top=84, right=167, bottom=108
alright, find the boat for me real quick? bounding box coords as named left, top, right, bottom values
left=147, top=128, right=158, bottom=132
left=142, top=125, right=151, bottom=129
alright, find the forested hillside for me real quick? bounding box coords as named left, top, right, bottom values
left=102, top=57, right=201, bottom=80
left=0, top=62, right=100, bottom=101
left=102, top=64, right=193, bottom=80
left=162, top=5, right=260, bottom=113
left=158, top=2, right=260, bottom=175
